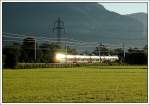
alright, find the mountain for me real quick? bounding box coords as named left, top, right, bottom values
left=126, top=12, right=147, bottom=27
left=2, top=2, right=147, bottom=51
left=126, top=12, right=148, bottom=42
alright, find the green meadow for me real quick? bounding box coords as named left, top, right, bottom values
left=2, top=66, right=148, bottom=103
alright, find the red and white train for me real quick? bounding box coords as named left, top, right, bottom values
left=55, top=53, right=119, bottom=63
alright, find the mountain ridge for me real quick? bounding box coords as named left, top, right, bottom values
left=3, top=2, right=147, bottom=50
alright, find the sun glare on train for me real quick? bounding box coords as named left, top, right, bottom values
left=56, top=53, right=66, bottom=60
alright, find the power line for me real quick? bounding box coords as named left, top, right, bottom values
left=2, top=35, right=99, bottom=46
left=3, top=32, right=66, bottom=41
left=2, top=32, right=147, bottom=50
left=3, top=32, right=99, bottom=45
left=3, top=31, right=146, bottom=45
left=2, top=46, right=145, bottom=54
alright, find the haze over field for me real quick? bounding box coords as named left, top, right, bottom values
left=3, top=2, right=148, bottom=49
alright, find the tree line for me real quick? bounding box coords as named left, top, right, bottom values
left=3, top=37, right=148, bottom=68
left=3, top=37, right=77, bottom=68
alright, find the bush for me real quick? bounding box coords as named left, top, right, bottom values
left=4, top=51, right=18, bottom=69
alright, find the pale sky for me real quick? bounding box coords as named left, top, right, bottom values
left=99, top=3, right=147, bottom=15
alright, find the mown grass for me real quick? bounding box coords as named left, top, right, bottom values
left=2, top=66, right=148, bottom=103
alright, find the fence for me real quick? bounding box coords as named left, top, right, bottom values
left=13, top=62, right=125, bottom=69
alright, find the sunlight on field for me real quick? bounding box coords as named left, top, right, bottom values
left=2, top=66, right=148, bottom=103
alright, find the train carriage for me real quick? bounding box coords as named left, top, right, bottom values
left=55, top=53, right=119, bottom=63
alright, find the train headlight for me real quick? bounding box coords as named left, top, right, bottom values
left=56, top=53, right=65, bottom=60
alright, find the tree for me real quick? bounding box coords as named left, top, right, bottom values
left=20, top=37, right=36, bottom=62
left=125, top=48, right=147, bottom=64
left=113, top=48, right=124, bottom=63
left=67, top=46, right=77, bottom=55
left=3, top=43, right=20, bottom=68
left=39, top=43, right=61, bottom=63
left=92, top=45, right=109, bottom=56
left=143, top=44, right=148, bottom=56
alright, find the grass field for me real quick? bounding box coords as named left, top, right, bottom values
left=2, top=66, right=148, bottom=103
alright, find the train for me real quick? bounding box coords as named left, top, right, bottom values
left=55, top=53, right=119, bottom=63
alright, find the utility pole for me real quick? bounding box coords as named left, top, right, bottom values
left=122, top=42, right=125, bottom=59
left=122, top=42, right=126, bottom=58
left=65, top=39, right=68, bottom=64
left=34, top=39, right=36, bottom=61
left=99, top=42, right=102, bottom=62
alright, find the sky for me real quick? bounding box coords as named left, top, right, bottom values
left=99, top=3, right=147, bottom=15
